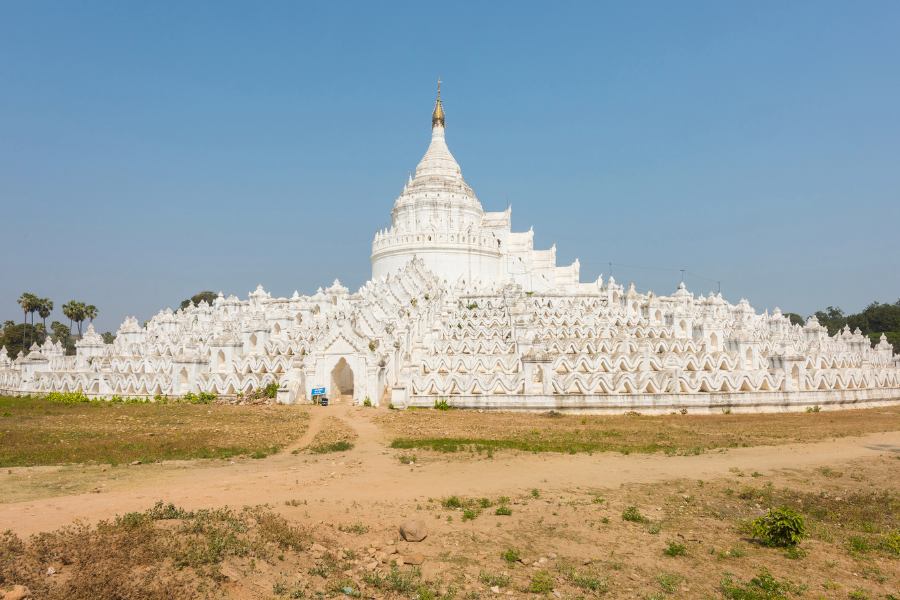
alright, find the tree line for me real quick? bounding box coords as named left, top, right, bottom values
left=0, top=292, right=110, bottom=359
left=807, top=300, right=900, bottom=353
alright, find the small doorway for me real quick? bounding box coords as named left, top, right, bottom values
left=330, top=357, right=354, bottom=401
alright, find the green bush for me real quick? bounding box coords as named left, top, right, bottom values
left=46, top=391, right=90, bottom=403
left=479, top=571, right=510, bottom=588
left=182, top=391, right=217, bottom=404
left=567, top=570, right=607, bottom=592
left=879, top=530, right=900, bottom=555
left=495, top=505, right=512, bottom=516
left=751, top=506, right=806, bottom=547
left=310, top=441, right=353, bottom=454
left=720, top=568, right=805, bottom=599
left=528, top=570, right=554, bottom=594
left=433, top=398, right=451, bottom=411
left=442, top=495, right=463, bottom=509
left=501, top=548, right=520, bottom=563
left=663, top=540, right=686, bottom=556
left=263, top=382, right=279, bottom=398
left=622, top=506, right=646, bottom=523
left=363, top=397, right=373, bottom=407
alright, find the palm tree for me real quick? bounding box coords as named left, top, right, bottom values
left=62, top=300, right=77, bottom=333
left=62, top=300, right=88, bottom=336
left=73, top=302, right=86, bottom=336
left=17, top=292, right=38, bottom=349
left=39, top=298, right=53, bottom=330
left=85, top=304, right=98, bottom=325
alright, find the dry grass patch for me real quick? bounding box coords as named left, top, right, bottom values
left=0, top=502, right=313, bottom=599
left=0, top=396, right=310, bottom=467
left=306, top=416, right=358, bottom=454
left=380, top=405, right=900, bottom=456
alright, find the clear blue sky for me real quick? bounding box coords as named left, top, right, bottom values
left=2, top=1, right=898, bottom=332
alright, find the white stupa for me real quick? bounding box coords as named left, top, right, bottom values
left=2, top=86, right=898, bottom=413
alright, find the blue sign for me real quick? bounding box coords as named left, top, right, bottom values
left=311, top=387, right=326, bottom=396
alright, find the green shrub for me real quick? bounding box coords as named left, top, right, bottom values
left=501, top=548, right=520, bottom=563
left=479, top=571, right=510, bottom=588
left=310, top=441, right=353, bottom=454
left=46, top=391, right=90, bottom=403
left=657, top=572, right=683, bottom=593
left=720, top=568, right=805, bottom=599
left=263, top=382, right=279, bottom=398
left=847, top=535, right=871, bottom=553
left=751, top=506, right=806, bottom=547
left=462, top=508, right=478, bottom=521
left=622, top=506, right=646, bottom=523
left=567, top=570, right=607, bottom=592
left=363, top=397, right=373, bottom=407
left=182, top=391, right=217, bottom=404
left=338, top=522, right=369, bottom=535
left=879, top=530, right=900, bottom=555
left=663, top=540, right=686, bottom=556
left=442, top=495, right=463, bottom=509
left=495, top=505, right=512, bottom=516
left=528, top=570, right=554, bottom=594
left=434, top=398, right=451, bottom=410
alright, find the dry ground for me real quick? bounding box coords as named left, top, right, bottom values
left=378, top=405, right=900, bottom=456
left=1, top=398, right=898, bottom=599
left=0, top=396, right=310, bottom=467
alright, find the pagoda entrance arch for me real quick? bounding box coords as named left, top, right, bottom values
left=330, top=357, right=355, bottom=399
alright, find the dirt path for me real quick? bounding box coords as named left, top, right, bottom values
left=284, top=403, right=329, bottom=453
left=1, top=404, right=898, bottom=537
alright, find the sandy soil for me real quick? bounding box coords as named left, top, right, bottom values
left=1, top=403, right=897, bottom=537
left=1, top=403, right=898, bottom=599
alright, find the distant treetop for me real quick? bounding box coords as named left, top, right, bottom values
left=180, top=291, right=218, bottom=310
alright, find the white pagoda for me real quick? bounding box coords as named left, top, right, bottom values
left=2, top=87, right=898, bottom=413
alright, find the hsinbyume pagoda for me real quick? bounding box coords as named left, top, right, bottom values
left=2, top=88, right=898, bottom=412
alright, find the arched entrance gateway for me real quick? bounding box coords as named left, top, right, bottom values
left=330, top=357, right=354, bottom=400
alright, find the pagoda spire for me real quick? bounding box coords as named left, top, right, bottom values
left=432, top=78, right=445, bottom=128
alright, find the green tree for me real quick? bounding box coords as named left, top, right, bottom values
left=17, top=292, right=39, bottom=349
left=84, top=304, right=98, bottom=324
left=180, top=291, right=218, bottom=310
left=50, top=321, right=75, bottom=354
left=814, top=306, right=847, bottom=335
left=0, top=323, right=45, bottom=358
left=806, top=299, right=900, bottom=353
left=63, top=300, right=87, bottom=336
left=784, top=312, right=805, bottom=326
left=38, top=298, right=53, bottom=330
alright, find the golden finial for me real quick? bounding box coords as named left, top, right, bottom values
left=432, top=77, right=445, bottom=127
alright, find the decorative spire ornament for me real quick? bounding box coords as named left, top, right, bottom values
left=432, top=77, right=445, bottom=128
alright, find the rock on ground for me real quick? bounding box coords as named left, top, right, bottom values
left=399, top=519, right=427, bottom=542
left=2, top=586, right=31, bottom=600
left=400, top=519, right=428, bottom=542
